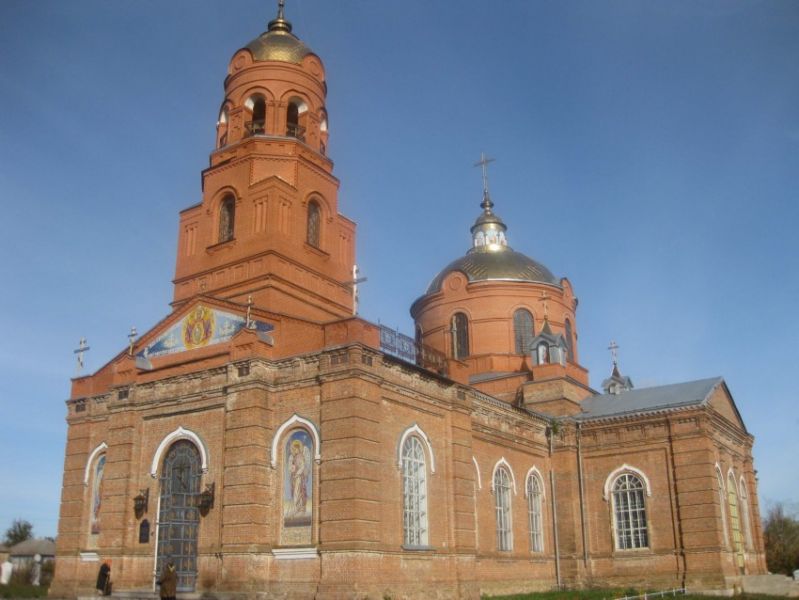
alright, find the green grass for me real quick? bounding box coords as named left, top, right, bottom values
left=484, top=592, right=787, bottom=600
left=0, top=584, right=50, bottom=599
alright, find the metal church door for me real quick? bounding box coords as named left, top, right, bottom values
left=157, top=440, right=201, bottom=592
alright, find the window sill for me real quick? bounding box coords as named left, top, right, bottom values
left=402, top=545, right=436, bottom=552
left=207, top=238, right=236, bottom=253
left=304, top=242, right=329, bottom=258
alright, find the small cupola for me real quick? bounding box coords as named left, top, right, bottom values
left=602, top=340, right=634, bottom=394
left=529, top=318, right=568, bottom=366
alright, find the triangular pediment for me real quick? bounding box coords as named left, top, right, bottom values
left=706, top=380, right=747, bottom=433
left=133, top=297, right=274, bottom=370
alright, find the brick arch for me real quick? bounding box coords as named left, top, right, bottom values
left=602, top=464, right=651, bottom=500
left=83, top=442, right=107, bottom=485
left=491, top=457, right=517, bottom=496
left=397, top=424, right=435, bottom=474
left=271, top=414, right=320, bottom=468
left=149, top=427, right=209, bottom=477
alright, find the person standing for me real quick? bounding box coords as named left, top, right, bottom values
left=95, top=561, right=110, bottom=596
left=157, top=561, right=177, bottom=600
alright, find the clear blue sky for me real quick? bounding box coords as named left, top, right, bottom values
left=0, top=1, right=797, bottom=538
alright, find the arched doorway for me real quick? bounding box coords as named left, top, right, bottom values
left=157, top=440, right=201, bottom=592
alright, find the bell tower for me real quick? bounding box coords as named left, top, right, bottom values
left=172, top=2, right=356, bottom=321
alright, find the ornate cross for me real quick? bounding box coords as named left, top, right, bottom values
left=351, top=264, right=368, bottom=316
left=539, top=291, right=550, bottom=319
left=608, top=340, right=619, bottom=366
left=74, top=337, right=90, bottom=376
left=128, top=327, right=138, bottom=356
left=474, top=152, right=495, bottom=197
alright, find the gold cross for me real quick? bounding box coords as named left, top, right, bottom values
left=474, top=152, right=495, bottom=197
left=608, top=340, right=619, bottom=365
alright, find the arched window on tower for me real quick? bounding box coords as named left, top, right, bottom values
left=611, top=472, right=648, bottom=549
left=451, top=313, right=469, bottom=360
left=306, top=200, right=321, bottom=248
left=217, top=106, right=229, bottom=148
left=251, top=97, right=266, bottom=135
left=565, top=319, right=574, bottom=363
left=401, top=435, right=429, bottom=547
left=219, top=195, right=235, bottom=243
left=494, top=466, right=513, bottom=551
left=513, top=309, right=534, bottom=355
left=286, top=100, right=306, bottom=142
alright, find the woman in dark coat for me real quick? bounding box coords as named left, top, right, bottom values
left=157, top=561, right=178, bottom=600
left=95, top=562, right=110, bottom=596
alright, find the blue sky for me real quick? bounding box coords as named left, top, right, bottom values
left=0, top=1, right=797, bottom=538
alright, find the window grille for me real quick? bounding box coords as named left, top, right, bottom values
left=739, top=480, right=753, bottom=549
left=527, top=474, right=543, bottom=552
left=513, top=309, right=534, bottom=354
left=402, top=436, right=428, bottom=546
left=451, top=313, right=469, bottom=359
left=612, top=473, right=648, bottom=549
left=494, top=467, right=513, bottom=551
left=727, top=473, right=744, bottom=567
left=219, top=196, right=235, bottom=243
left=717, top=471, right=729, bottom=547
left=307, top=201, right=321, bottom=247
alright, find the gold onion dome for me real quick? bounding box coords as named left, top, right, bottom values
left=425, top=192, right=560, bottom=294
left=244, top=2, right=316, bottom=64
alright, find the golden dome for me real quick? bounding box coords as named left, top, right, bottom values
left=243, top=3, right=316, bottom=65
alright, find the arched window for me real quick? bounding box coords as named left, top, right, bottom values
left=739, top=479, right=753, bottom=550
left=513, top=309, right=535, bottom=355
left=452, top=313, right=469, bottom=359
left=401, top=436, right=429, bottom=547
left=251, top=97, right=266, bottom=135
left=565, top=319, right=574, bottom=362
left=219, top=195, right=235, bottom=243
left=494, top=466, right=513, bottom=551
left=157, top=440, right=201, bottom=592
left=611, top=473, right=648, bottom=549
left=306, top=200, right=321, bottom=247
left=526, top=472, right=544, bottom=552
left=717, top=469, right=729, bottom=547
left=727, top=473, right=744, bottom=563
left=286, top=101, right=306, bottom=141
left=89, top=453, right=106, bottom=536
left=217, top=106, right=229, bottom=148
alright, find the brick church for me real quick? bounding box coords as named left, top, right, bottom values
left=52, top=5, right=766, bottom=598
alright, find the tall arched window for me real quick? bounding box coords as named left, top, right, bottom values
left=306, top=200, right=321, bottom=247
left=89, top=453, right=106, bottom=536
left=157, top=440, right=201, bottom=592
left=452, top=313, right=469, bottom=359
left=739, top=479, right=753, bottom=550
left=494, top=467, right=513, bottom=551
left=611, top=473, right=648, bottom=549
left=401, top=436, right=429, bottom=547
left=727, top=473, right=744, bottom=565
left=526, top=472, right=544, bottom=552
left=219, top=195, right=235, bottom=243
left=565, top=319, right=574, bottom=362
left=717, top=469, right=729, bottom=547
left=513, top=309, right=534, bottom=355
left=251, top=97, right=266, bottom=135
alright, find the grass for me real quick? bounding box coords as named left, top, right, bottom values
left=0, top=584, right=50, bottom=599
left=484, top=592, right=787, bottom=600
